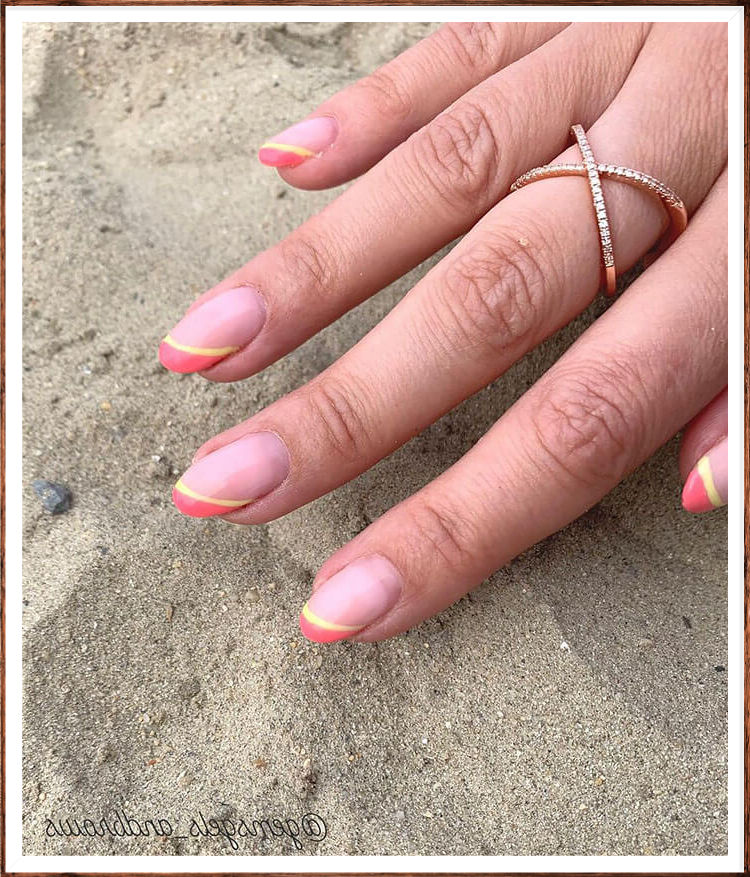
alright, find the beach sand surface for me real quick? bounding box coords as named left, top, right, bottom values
left=22, top=22, right=727, bottom=856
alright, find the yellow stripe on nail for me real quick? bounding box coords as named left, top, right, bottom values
left=260, top=141, right=316, bottom=158
left=163, top=334, right=239, bottom=357
left=696, top=455, right=723, bottom=508
left=301, top=602, right=361, bottom=633
left=174, top=478, right=254, bottom=508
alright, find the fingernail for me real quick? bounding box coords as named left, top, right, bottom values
left=159, top=286, right=265, bottom=374
left=258, top=117, right=338, bottom=168
left=682, top=437, right=728, bottom=513
left=173, top=432, right=289, bottom=518
left=299, top=555, right=402, bottom=643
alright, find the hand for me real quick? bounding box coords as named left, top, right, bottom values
left=158, top=22, right=728, bottom=643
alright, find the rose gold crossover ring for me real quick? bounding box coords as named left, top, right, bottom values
left=510, top=124, right=688, bottom=296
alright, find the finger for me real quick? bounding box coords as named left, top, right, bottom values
left=300, top=170, right=727, bottom=643
left=176, top=23, right=726, bottom=524
left=679, top=388, right=728, bottom=513
left=257, top=22, right=568, bottom=187
left=159, top=23, right=648, bottom=377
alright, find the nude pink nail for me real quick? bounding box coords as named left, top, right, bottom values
left=258, top=117, right=338, bottom=168
left=299, top=555, right=402, bottom=643
left=159, top=286, right=266, bottom=374
left=682, top=436, right=728, bottom=514
left=173, top=432, right=289, bottom=517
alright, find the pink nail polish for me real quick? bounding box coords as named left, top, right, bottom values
left=173, top=432, right=289, bottom=517
left=258, top=117, right=338, bottom=168
left=299, top=555, right=402, bottom=643
left=682, top=436, right=728, bottom=514
left=159, top=286, right=266, bottom=374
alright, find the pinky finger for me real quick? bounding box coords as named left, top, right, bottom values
left=679, top=388, right=728, bottom=513
left=258, top=22, right=567, bottom=189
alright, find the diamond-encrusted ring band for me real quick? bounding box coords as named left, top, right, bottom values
left=510, top=124, right=688, bottom=296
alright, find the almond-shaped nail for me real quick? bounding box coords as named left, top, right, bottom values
left=173, top=432, right=289, bottom=518
left=159, top=286, right=265, bottom=374
left=299, top=555, right=402, bottom=643
left=682, top=436, right=728, bottom=513
left=258, top=117, right=338, bottom=168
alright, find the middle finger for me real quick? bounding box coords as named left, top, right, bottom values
left=174, top=23, right=727, bottom=523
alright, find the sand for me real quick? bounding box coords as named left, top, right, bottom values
left=21, top=22, right=727, bottom=857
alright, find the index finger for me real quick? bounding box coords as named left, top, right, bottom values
left=305, top=170, right=727, bottom=642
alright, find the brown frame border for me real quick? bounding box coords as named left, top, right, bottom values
left=0, top=2, right=745, bottom=876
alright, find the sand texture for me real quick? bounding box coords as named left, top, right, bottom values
left=22, top=22, right=727, bottom=857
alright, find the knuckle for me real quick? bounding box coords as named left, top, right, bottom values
left=308, top=374, right=371, bottom=464
left=438, top=22, right=503, bottom=74
left=278, top=230, right=336, bottom=305
left=410, top=100, right=502, bottom=211
left=430, top=230, right=548, bottom=361
left=404, top=498, right=474, bottom=572
left=530, top=362, right=645, bottom=487
left=357, top=66, right=414, bottom=124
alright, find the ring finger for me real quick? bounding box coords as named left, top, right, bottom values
left=159, top=22, right=648, bottom=377
left=174, top=23, right=726, bottom=526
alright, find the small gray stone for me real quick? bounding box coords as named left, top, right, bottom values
left=32, top=480, right=72, bottom=514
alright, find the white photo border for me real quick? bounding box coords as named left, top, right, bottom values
left=4, top=4, right=744, bottom=873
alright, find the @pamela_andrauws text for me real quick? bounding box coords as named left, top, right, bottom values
left=43, top=808, right=328, bottom=850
